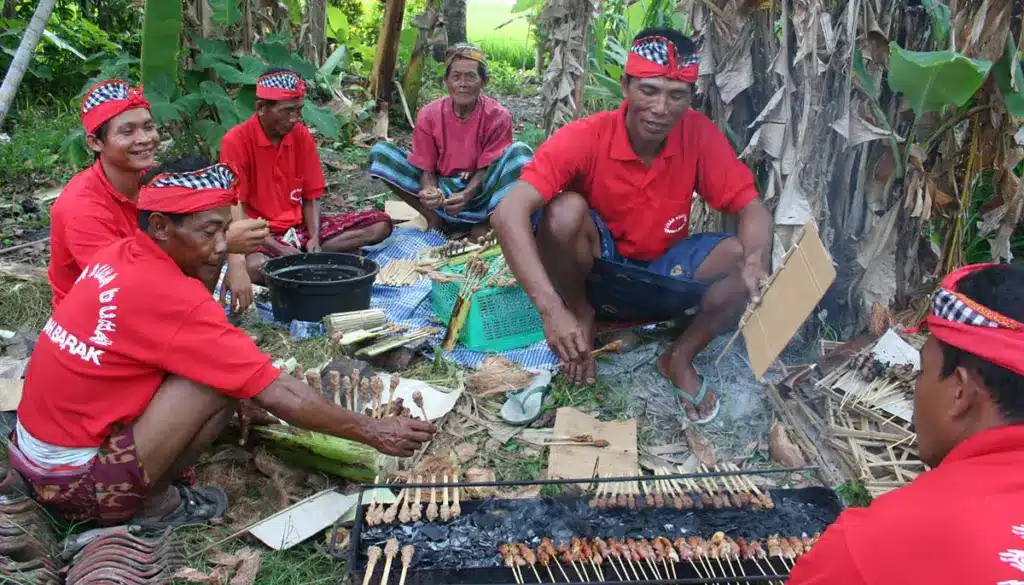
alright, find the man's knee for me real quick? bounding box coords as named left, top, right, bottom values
left=538, top=191, right=591, bottom=242
left=367, top=219, right=393, bottom=243
left=154, top=376, right=234, bottom=410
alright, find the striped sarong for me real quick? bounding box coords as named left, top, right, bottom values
left=368, top=141, right=534, bottom=225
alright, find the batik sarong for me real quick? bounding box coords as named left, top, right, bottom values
left=254, top=210, right=391, bottom=256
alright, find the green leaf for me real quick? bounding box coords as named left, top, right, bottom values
left=238, top=55, right=267, bottom=79
left=195, top=119, right=229, bottom=149
left=191, top=36, right=233, bottom=60
left=196, top=51, right=237, bottom=69
left=886, top=43, right=993, bottom=116
left=208, top=0, right=243, bottom=27
left=235, top=86, right=257, bottom=118
left=327, top=6, right=349, bottom=44
left=302, top=103, right=340, bottom=140
left=147, top=72, right=179, bottom=102
left=173, top=93, right=204, bottom=116
left=994, top=34, right=1024, bottom=118
left=141, top=0, right=183, bottom=87
left=209, top=61, right=258, bottom=84
left=199, top=81, right=241, bottom=126
left=920, top=0, right=951, bottom=48
left=319, top=45, right=350, bottom=78
left=511, top=0, right=540, bottom=14
left=853, top=48, right=876, bottom=95
left=59, top=129, right=90, bottom=168
left=255, top=39, right=291, bottom=66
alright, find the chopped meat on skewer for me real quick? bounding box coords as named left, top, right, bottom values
left=645, top=483, right=656, bottom=507
left=729, top=492, right=745, bottom=507
left=759, top=492, right=775, bottom=509
left=766, top=535, right=784, bottom=558
left=779, top=538, right=796, bottom=559
left=700, top=492, right=715, bottom=508
left=788, top=536, right=805, bottom=556
left=654, top=487, right=666, bottom=508
left=750, top=540, right=767, bottom=559
left=616, top=489, right=628, bottom=508
left=518, top=543, right=543, bottom=582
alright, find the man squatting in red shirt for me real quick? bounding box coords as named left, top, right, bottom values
left=493, top=28, right=773, bottom=423
left=10, top=159, right=434, bottom=526
left=220, top=69, right=393, bottom=286
left=788, top=263, right=1024, bottom=585
left=48, top=79, right=270, bottom=313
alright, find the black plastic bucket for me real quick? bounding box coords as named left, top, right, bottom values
left=262, top=253, right=379, bottom=323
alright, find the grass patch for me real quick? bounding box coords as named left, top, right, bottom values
left=545, top=374, right=631, bottom=420
left=0, top=105, right=85, bottom=190
left=247, top=320, right=336, bottom=368
left=835, top=480, right=873, bottom=507
left=402, top=352, right=464, bottom=388
left=0, top=277, right=53, bottom=332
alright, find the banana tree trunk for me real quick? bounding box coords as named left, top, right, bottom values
left=401, top=0, right=443, bottom=114
left=0, top=0, right=58, bottom=127
left=140, top=0, right=184, bottom=87
left=442, top=0, right=466, bottom=46
left=303, top=0, right=328, bottom=66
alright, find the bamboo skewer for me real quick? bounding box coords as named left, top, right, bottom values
left=362, top=546, right=382, bottom=585
left=426, top=474, right=438, bottom=522
left=343, top=375, right=353, bottom=410
left=410, top=475, right=423, bottom=522
left=382, top=489, right=404, bottom=524
left=451, top=471, right=462, bottom=518
left=439, top=473, right=451, bottom=522
left=412, top=391, right=429, bottom=422
left=380, top=539, right=399, bottom=585
left=328, top=371, right=341, bottom=406
left=398, top=482, right=412, bottom=523
left=398, top=545, right=414, bottom=585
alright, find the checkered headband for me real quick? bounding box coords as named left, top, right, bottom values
left=80, top=79, right=150, bottom=134
left=138, top=163, right=239, bottom=214
left=932, top=289, right=1004, bottom=329
left=625, top=36, right=700, bottom=83
left=256, top=71, right=306, bottom=100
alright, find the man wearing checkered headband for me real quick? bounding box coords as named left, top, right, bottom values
left=11, top=157, right=435, bottom=526
left=492, top=28, right=773, bottom=424
left=220, top=68, right=393, bottom=286
left=787, top=263, right=1024, bottom=585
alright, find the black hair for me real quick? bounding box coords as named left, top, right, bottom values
left=938, top=264, right=1024, bottom=423
left=137, top=156, right=211, bottom=231
left=94, top=121, right=110, bottom=143
left=444, top=59, right=488, bottom=82
left=624, top=27, right=698, bottom=86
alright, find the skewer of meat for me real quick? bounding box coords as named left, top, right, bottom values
left=364, top=476, right=380, bottom=526
left=724, top=536, right=751, bottom=585
left=713, top=465, right=747, bottom=508
left=409, top=475, right=423, bottom=522
left=589, top=478, right=605, bottom=509
left=703, top=466, right=733, bottom=508
left=689, top=536, right=717, bottom=578
left=651, top=475, right=666, bottom=508
left=574, top=537, right=598, bottom=582
left=398, top=483, right=412, bottom=523
left=382, top=489, right=404, bottom=524
left=642, top=480, right=656, bottom=507
left=536, top=547, right=556, bottom=583
left=451, top=471, right=462, bottom=519
left=659, top=471, right=690, bottom=510
left=723, top=466, right=760, bottom=510
left=615, top=481, right=628, bottom=508
left=651, top=536, right=674, bottom=580
left=426, top=474, right=439, bottom=522
left=624, top=539, right=650, bottom=581
left=380, top=539, right=399, bottom=585
left=635, top=539, right=661, bottom=579
left=439, top=473, right=451, bottom=522
left=518, top=543, right=543, bottom=583
left=581, top=538, right=604, bottom=581
left=686, top=478, right=712, bottom=508
left=714, top=533, right=741, bottom=585
left=540, top=538, right=570, bottom=583
left=706, top=532, right=731, bottom=585
left=628, top=480, right=640, bottom=510
left=673, top=537, right=702, bottom=579
left=778, top=536, right=796, bottom=569
left=609, top=538, right=639, bottom=581
left=559, top=541, right=588, bottom=582
left=605, top=538, right=633, bottom=581
left=654, top=536, right=678, bottom=580
left=500, top=544, right=523, bottom=584
left=398, top=545, right=415, bottom=585
left=728, top=463, right=774, bottom=509
left=362, top=546, right=382, bottom=585
left=593, top=538, right=624, bottom=582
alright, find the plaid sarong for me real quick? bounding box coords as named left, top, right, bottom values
left=368, top=141, right=533, bottom=226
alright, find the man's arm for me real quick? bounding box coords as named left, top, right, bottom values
left=444, top=169, right=486, bottom=216
left=736, top=199, right=773, bottom=301
left=253, top=373, right=435, bottom=456
left=302, top=198, right=321, bottom=252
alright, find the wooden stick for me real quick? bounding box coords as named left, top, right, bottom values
left=380, top=539, right=399, bottom=585
left=362, top=546, right=382, bottom=585
left=426, top=474, right=438, bottom=522
left=451, top=471, right=462, bottom=518
left=410, top=475, right=423, bottom=522
left=552, top=557, right=570, bottom=583
left=398, top=545, right=414, bottom=585
left=439, top=473, right=451, bottom=522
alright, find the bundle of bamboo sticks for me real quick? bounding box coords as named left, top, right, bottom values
left=441, top=256, right=492, bottom=350
left=589, top=464, right=773, bottom=511
left=377, top=260, right=424, bottom=286
left=323, top=309, right=387, bottom=336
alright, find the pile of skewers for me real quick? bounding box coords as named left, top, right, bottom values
left=362, top=540, right=415, bottom=585
left=377, top=260, right=424, bottom=286
left=312, top=370, right=430, bottom=422
left=589, top=464, right=774, bottom=511
left=364, top=472, right=462, bottom=526
left=440, top=255, right=493, bottom=350
left=419, top=230, right=501, bottom=268
left=499, top=533, right=820, bottom=584
left=355, top=325, right=441, bottom=358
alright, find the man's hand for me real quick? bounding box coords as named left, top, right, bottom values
left=305, top=237, right=321, bottom=253
left=221, top=256, right=254, bottom=314
left=444, top=190, right=469, bottom=216
left=366, top=417, right=436, bottom=457
left=543, top=304, right=595, bottom=385
left=418, top=186, right=444, bottom=210
left=226, top=219, right=270, bottom=254
left=740, top=256, right=770, bottom=304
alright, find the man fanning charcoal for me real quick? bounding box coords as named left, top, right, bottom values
left=491, top=28, right=772, bottom=423
left=368, top=43, right=534, bottom=235
left=220, top=68, right=393, bottom=285
left=49, top=79, right=269, bottom=313
left=787, top=263, right=1024, bottom=584
left=9, top=158, right=434, bottom=527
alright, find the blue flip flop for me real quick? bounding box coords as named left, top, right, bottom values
left=676, top=375, right=720, bottom=424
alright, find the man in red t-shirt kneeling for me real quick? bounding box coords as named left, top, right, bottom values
left=10, top=158, right=433, bottom=526
left=492, top=28, right=773, bottom=424
left=220, top=69, right=393, bottom=285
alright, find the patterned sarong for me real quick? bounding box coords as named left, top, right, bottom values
left=368, top=141, right=534, bottom=225
left=8, top=427, right=151, bottom=523
left=255, top=210, right=391, bottom=256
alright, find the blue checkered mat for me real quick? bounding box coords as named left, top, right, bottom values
left=363, top=228, right=558, bottom=369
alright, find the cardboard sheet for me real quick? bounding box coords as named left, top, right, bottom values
left=547, top=408, right=638, bottom=482
left=385, top=201, right=429, bottom=231
left=0, top=379, right=23, bottom=412
left=248, top=490, right=356, bottom=550
left=743, top=222, right=836, bottom=379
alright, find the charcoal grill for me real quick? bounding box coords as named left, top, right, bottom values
left=329, top=466, right=841, bottom=585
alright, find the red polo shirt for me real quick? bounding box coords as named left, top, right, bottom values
left=219, top=115, right=326, bottom=232
left=48, top=162, right=139, bottom=308
left=19, top=232, right=280, bottom=448
left=519, top=103, right=758, bottom=261
left=788, top=425, right=1024, bottom=585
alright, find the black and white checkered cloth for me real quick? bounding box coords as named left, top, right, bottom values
left=932, top=288, right=1000, bottom=328
left=82, top=81, right=131, bottom=114
left=631, top=37, right=700, bottom=68
left=150, top=164, right=237, bottom=191
left=258, top=72, right=301, bottom=91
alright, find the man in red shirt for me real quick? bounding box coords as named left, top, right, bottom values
left=48, top=79, right=268, bottom=312
left=221, top=69, right=393, bottom=285
left=10, top=159, right=434, bottom=526
left=788, top=263, right=1024, bottom=585
left=492, top=28, right=773, bottom=423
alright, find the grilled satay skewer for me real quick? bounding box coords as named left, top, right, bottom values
left=398, top=545, right=415, bottom=585
left=691, top=537, right=717, bottom=578
left=627, top=540, right=650, bottom=580
left=722, top=468, right=756, bottom=509
left=712, top=465, right=746, bottom=507
left=364, top=475, right=380, bottom=525
left=580, top=539, right=604, bottom=581
left=342, top=375, right=354, bottom=410
left=380, top=539, right=399, bottom=585
left=439, top=473, right=451, bottom=522
left=426, top=474, right=439, bottom=522
left=328, top=370, right=342, bottom=406
left=701, top=466, right=731, bottom=508
left=653, top=537, right=676, bottom=580
left=541, top=538, right=570, bottom=582
left=571, top=537, right=593, bottom=582
left=649, top=537, right=670, bottom=580
left=659, top=471, right=685, bottom=509
left=638, top=539, right=661, bottom=579
left=712, top=532, right=738, bottom=585
left=589, top=479, right=605, bottom=509
left=382, top=489, right=404, bottom=524
left=518, top=544, right=543, bottom=583
left=537, top=548, right=556, bottom=583
left=674, top=537, right=702, bottom=579
left=411, top=390, right=429, bottom=422
left=451, top=471, right=462, bottom=518
left=398, top=483, right=412, bottom=523
left=410, top=475, right=423, bottom=522
left=686, top=478, right=711, bottom=508
left=500, top=544, right=523, bottom=584
left=626, top=480, right=638, bottom=510
left=606, top=538, right=633, bottom=581
left=558, top=542, right=587, bottom=582
left=643, top=480, right=656, bottom=507
left=610, top=539, right=638, bottom=581
left=729, top=463, right=774, bottom=509
left=592, top=538, right=623, bottom=582
left=614, top=480, right=628, bottom=508
left=363, top=546, right=382, bottom=585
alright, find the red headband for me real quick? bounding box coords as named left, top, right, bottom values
left=256, top=71, right=306, bottom=101
left=80, top=79, right=151, bottom=135
left=921, top=263, right=1024, bottom=376
left=138, top=163, right=239, bottom=214
left=625, top=36, right=700, bottom=83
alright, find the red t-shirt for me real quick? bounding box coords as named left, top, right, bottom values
left=788, top=425, right=1024, bottom=585
left=47, top=162, right=139, bottom=308
left=219, top=115, right=326, bottom=232
left=409, top=95, right=513, bottom=177
left=519, top=103, right=758, bottom=261
left=19, top=232, right=280, bottom=448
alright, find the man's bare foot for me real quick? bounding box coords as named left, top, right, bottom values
left=561, top=305, right=597, bottom=385
left=657, top=349, right=718, bottom=422
left=135, top=485, right=181, bottom=520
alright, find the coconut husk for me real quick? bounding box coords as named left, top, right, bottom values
left=467, top=357, right=534, bottom=397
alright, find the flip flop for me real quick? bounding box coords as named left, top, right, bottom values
left=500, top=371, right=553, bottom=426
left=675, top=375, right=720, bottom=425
left=131, top=485, right=227, bottom=530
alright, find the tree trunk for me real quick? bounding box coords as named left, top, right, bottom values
left=401, top=0, right=444, bottom=114
left=303, top=0, right=327, bottom=67
left=0, top=0, right=58, bottom=127
left=442, top=0, right=466, bottom=46
left=2, top=0, right=15, bottom=19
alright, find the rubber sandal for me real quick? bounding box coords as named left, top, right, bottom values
left=131, top=485, right=227, bottom=530
left=500, top=371, right=553, bottom=426
left=676, top=375, right=720, bottom=425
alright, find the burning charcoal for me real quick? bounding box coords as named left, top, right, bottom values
left=398, top=545, right=415, bottom=585
left=362, top=546, right=383, bottom=585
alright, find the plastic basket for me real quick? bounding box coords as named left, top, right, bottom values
left=430, top=264, right=545, bottom=352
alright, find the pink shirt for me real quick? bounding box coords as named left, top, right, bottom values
left=408, top=95, right=513, bottom=177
